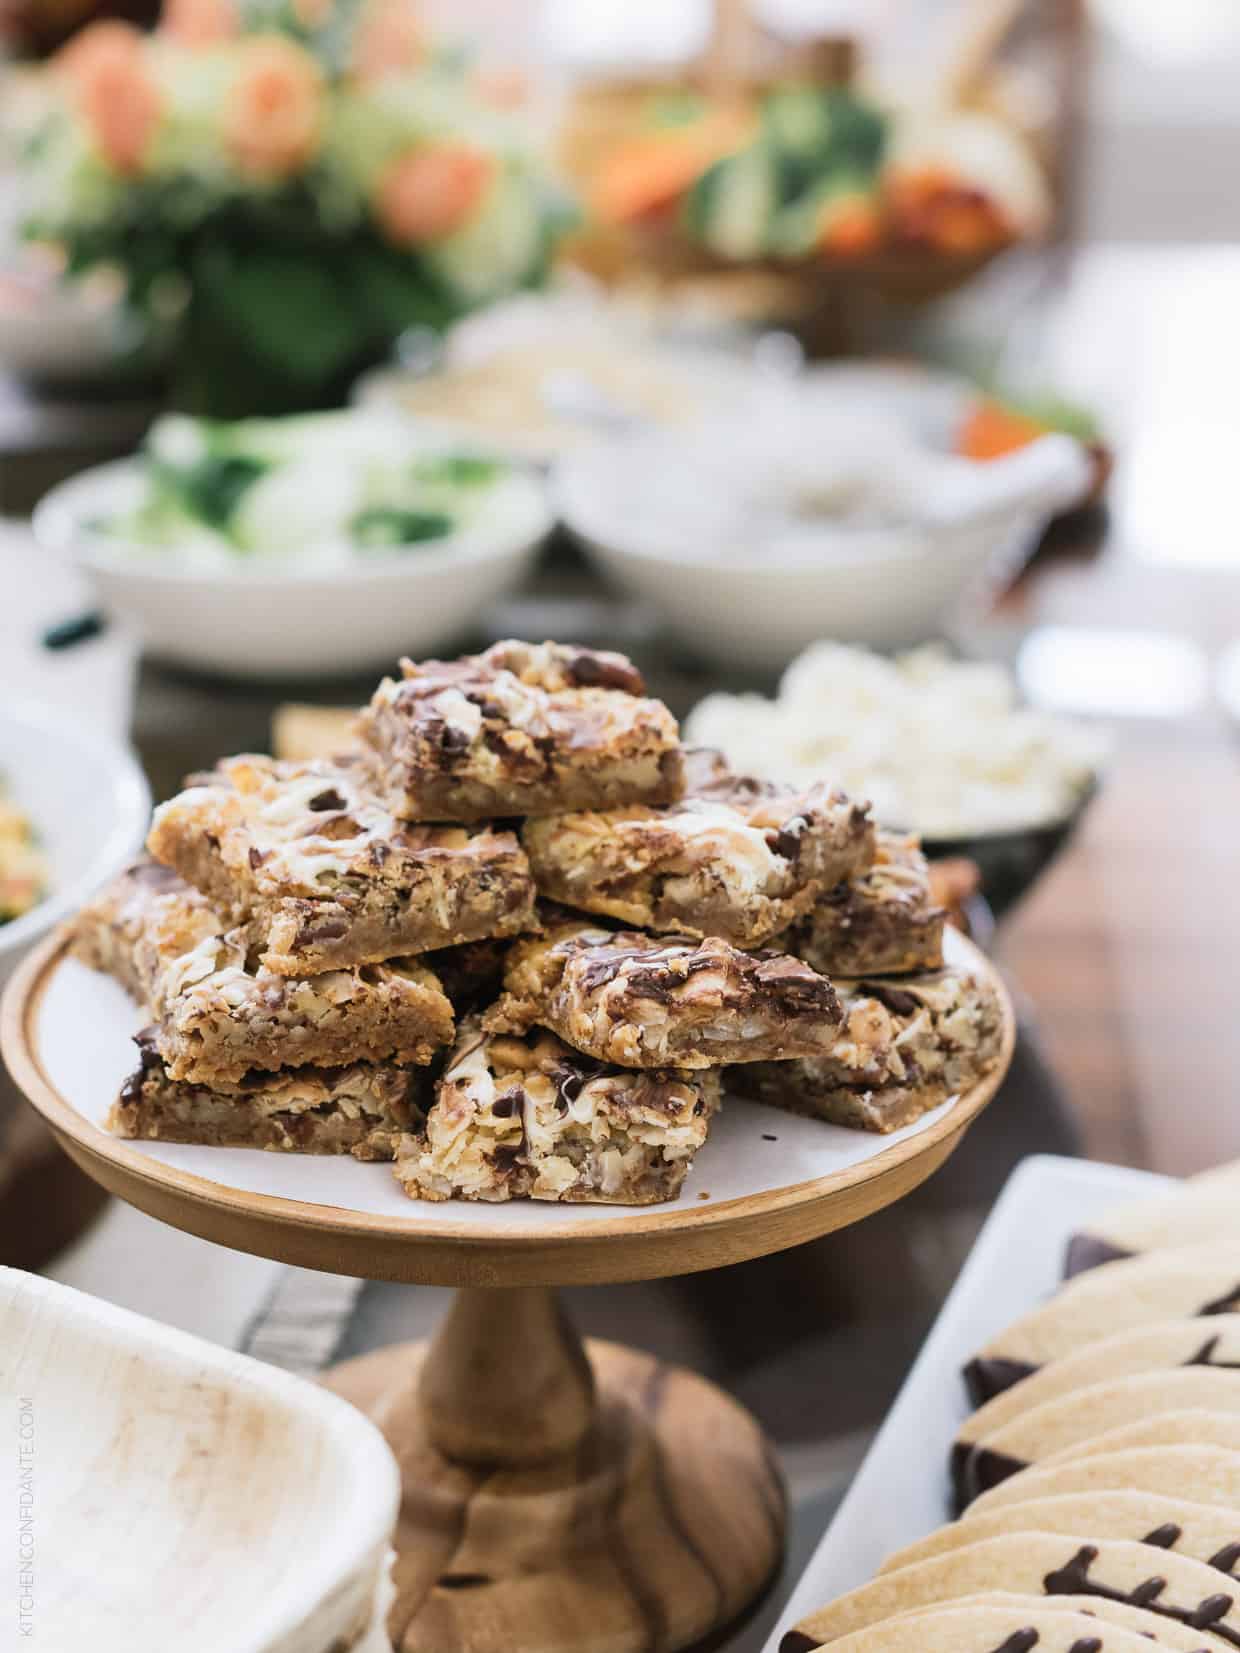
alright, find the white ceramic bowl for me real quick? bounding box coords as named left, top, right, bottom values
left=0, top=704, right=150, bottom=992
left=3, top=1266, right=398, bottom=1653
left=33, top=457, right=553, bottom=680
left=555, top=429, right=1092, bottom=673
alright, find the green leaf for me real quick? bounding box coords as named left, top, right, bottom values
left=351, top=506, right=454, bottom=548
left=190, top=242, right=361, bottom=386
left=347, top=241, right=458, bottom=342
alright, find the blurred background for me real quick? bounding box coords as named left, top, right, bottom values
left=2, top=4, right=1239, bottom=1643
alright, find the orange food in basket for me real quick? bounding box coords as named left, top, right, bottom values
left=886, top=167, right=1011, bottom=256
left=819, top=195, right=883, bottom=258
left=593, top=110, right=753, bottom=225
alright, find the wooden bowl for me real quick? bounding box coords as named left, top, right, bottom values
left=3, top=1264, right=398, bottom=1651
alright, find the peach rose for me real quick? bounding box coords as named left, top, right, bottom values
left=160, top=0, right=238, bottom=48
left=373, top=143, right=494, bottom=245
left=291, top=0, right=334, bottom=28
left=223, top=35, right=324, bottom=180
left=55, top=22, right=162, bottom=176
left=474, top=67, right=529, bottom=112
left=351, top=0, right=424, bottom=86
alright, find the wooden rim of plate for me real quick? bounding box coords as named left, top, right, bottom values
left=1, top=929, right=1015, bottom=1288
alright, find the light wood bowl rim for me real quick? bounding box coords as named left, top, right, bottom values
left=1, top=929, right=1015, bottom=1286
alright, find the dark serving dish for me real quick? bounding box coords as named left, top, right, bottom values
left=923, top=779, right=1098, bottom=923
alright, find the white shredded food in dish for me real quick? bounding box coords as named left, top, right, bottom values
left=684, top=643, right=1104, bottom=839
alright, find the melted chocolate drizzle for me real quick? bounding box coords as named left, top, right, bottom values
left=1200, top=1285, right=1240, bottom=1316
left=1144, top=1523, right=1182, bottom=1549
left=963, top=1354, right=1040, bottom=1408
left=989, top=1633, right=1039, bottom=1652
left=1044, top=1545, right=1240, bottom=1645
left=778, top=1634, right=820, bottom=1653
left=1187, top=1333, right=1240, bottom=1369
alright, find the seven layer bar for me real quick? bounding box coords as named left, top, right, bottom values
left=146, top=752, right=536, bottom=975
left=394, top=1020, right=720, bottom=1204
left=73, top=862, right=454, bottom=1084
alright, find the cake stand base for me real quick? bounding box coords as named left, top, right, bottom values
left=324, top=1285, right=785, bottom=1653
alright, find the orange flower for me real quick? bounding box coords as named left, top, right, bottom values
left=55, top=22, right=162, bottom=176
left=160, top=0, right=238, bottom=48
left=291, top=0, right=334, bottom=28
left=223, top=35, right=324, bottom=180
left=373, top=143, right=494, bottom=245
left=351, top=0, right=424, bottom=86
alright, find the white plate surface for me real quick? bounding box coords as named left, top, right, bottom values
left=764, top=1153, right=1175, bottom=1649
left=32, top=932, right=985, bottom=1233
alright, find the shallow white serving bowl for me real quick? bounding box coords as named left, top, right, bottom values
left=3, top=1266, right=398, bottom=1652
left=555, top=429, right=1092, bottom=672
left=0, top=704, right=150, bottom=992
left=33, top=457, right=553, bottom=680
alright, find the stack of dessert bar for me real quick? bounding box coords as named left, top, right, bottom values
left=72, top=640, right=1001, bottom=1207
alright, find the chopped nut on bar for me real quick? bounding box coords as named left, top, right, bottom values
left=487, top=914, right=843, bottom=1069
left=521, top=771, right=874, bottom=948
left=732, top=965, right=1002, bottom=1132
left=108, top=1029, right=423, bottom=1159
left=72, top=862, right=454, bottom=1085
left=394, top=1018, right=719, bottom=1204
left=146, top=753, right=536, bottom=976
left=357, top=639, right=684, bottom=822
left=774, top=833, right=946, bottom=978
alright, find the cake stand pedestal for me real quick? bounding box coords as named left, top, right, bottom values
left=326, top=1287, right=784, bottom=1653
left=3, top=929, right=1014, bottom=1653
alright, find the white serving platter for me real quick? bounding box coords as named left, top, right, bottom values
left=6, top=922, right=1011, bottom=1284
left=1, top=1266, right=399, bottom=1653
left=29, top=928, right=983, bottom=1234
left=34, top=958, right=957, bottom=1226
left=764, top=1153, right=1175, bottom=1650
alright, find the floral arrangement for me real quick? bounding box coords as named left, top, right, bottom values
left=20, top=0, right=572, bottom=413
left=591, top=86, right=1049, bottom=268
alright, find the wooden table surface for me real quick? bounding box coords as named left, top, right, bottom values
left=992, top=246, right=1240, bottom=1176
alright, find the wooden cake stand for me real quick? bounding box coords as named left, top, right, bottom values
left=3, top=929, right=1014, bottom=1653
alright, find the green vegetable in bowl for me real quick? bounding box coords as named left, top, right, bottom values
left=153, top=452, right=270, bottom=536
left=409, top=454, right=501, bottom=488
left=351, top=507, right=455, bottom=549
left=99, top=411, right=518, bottom=561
